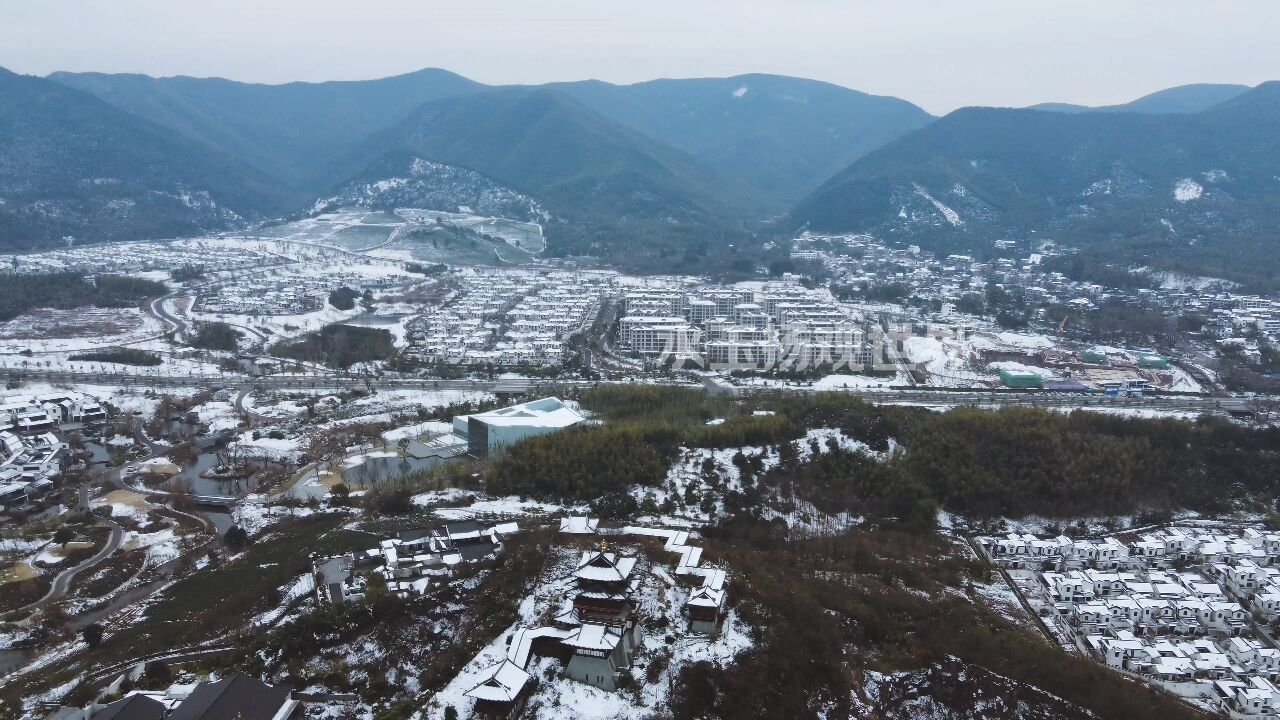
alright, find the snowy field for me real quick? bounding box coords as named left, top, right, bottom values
left=0, top=240, right=276, bottom=276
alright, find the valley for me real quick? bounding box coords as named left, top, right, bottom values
left=2, top=40, right=1280, bottom=720
left=1, top=200, right=1278, bottom=718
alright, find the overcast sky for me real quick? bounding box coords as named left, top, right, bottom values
left=5, top=1, right=1279, bottom=114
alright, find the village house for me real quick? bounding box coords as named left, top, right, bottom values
left=465, top=660, right=536, bottom=720
left=312, top=520, right=517, bottom=606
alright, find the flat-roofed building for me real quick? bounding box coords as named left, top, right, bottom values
left=454, top=398, right=585, bottom=457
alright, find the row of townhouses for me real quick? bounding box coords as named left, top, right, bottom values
left=617, top=281, right=883, bottom=370
left=196, top=267, right=403, bottom=317
left=1088, top=631, right=1280, bottom=718
left=978, top=527, right=1280, bottom=571
left=406, top=269, right=609, bottom=367
left=983, top=528, right=1280, bottom=718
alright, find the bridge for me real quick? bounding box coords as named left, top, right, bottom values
left=188, top=494, right=238, bottom=508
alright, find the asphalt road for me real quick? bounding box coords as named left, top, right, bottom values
left=234, top=387, right=272, bottom=424
left=150, top=292, right=188, bottom=336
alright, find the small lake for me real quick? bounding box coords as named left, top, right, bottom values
left=202, top=510, right=234, bottom=535
left=84, top=440, right=111, bottom=465
left=161, top=446, right=271, bottom=497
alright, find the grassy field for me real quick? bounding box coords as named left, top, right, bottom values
left=0, top=561, right=38, bottom=585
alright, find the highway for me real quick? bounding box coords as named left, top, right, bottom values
left=2, top=367, right=1267, bottom=416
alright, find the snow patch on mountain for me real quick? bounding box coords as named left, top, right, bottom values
left=1174, top=178, right=1203, bottom=202
left=913, top=184, right=963, bottom=226
left=320, top=158, right=544, bottom=221
left=1082, top=178, right=1114, bottom=197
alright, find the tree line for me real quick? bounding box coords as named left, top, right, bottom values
left=68, top=347, right=162, bottom=366
left=486, top=387, right=1280, bottom=521
left=0, top=271, right=167, bottom=321
left=273, top=324, right=395, bottom=368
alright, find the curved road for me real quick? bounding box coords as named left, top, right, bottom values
left=18, top=518, right=124, bottom=613
left=234, top=387, right=272, bottom=424
left=150, top=291, right=189, bottom=336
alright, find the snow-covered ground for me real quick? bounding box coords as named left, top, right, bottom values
left=1165, top=364, right=1204, bottom=393
left=903, top=335, right=994, bottom=387
left=228, top=430, right=304, bottom=461
left=425, top=543, right=752, bottom=720
left=348, top=388, right=494, bottom=414
left=233, top=500, right=321, bottom=536
left=811, top=373, right=908, bottom=389
left=410, top=489, right=571, bottom=519
left=122, top=527, right=181, bottom=566
left=0, top=307, right=163, bottom=353
left=193, top=400, right=242, bottom=433
left=12, top=381, right=205, bottom=417
left=92, top=490, right=152, bottom=524
left=381, top=420, right=452, bottom=443
left=969, top=331, right=1055, bottom=352
left=638, top=426, right=884, bottom=525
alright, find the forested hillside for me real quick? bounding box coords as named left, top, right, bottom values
left=49, top=68, right=488, bottom=190
left=488, top=387, right=1280, bottom=522
left=0, top=68, right=298, bottom=250
left=546, top=73, right=934, bottom=207
left=347, top=88, right=768, bottom=267
left=351, top=89, right=746, bottom=223
left=54, top=70, right=933, bottom=214
left=791, top=82, right=1280, bottom=287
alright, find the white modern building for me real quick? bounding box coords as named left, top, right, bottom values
left=454, top=397, right=585, bottom=457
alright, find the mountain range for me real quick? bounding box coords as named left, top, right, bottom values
left=0, top=66, right=939, bottom=262
left=790, top=82, right=1280, bottom=285
left=1026, top=83, right=1251, bottom=115
left=2, top=66, right=1278, bottom=282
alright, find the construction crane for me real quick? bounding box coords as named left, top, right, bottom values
left=1056, top=313, right=1070, bottom=343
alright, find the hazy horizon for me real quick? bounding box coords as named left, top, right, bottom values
left=6, top=1, right=1280, bottom=115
